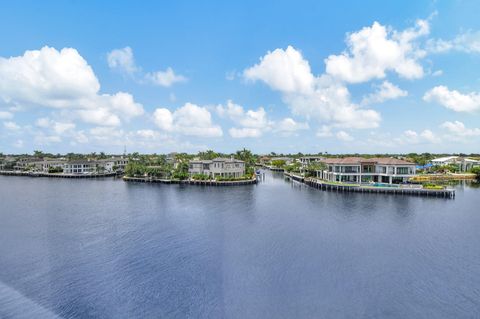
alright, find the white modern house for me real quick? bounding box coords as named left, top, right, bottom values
left=63, top=160, right=99, bottom=174
left=98, top=157, right=129, bottom=172
left=430, top=156, right=480, bottom=171
left=316, top=157, right=416, bottom=184
left=189, top=157, right=245, bottom=178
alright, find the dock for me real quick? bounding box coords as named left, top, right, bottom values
left=123, top=176, right=257, bottom=186
left=0, top=170, right=118, bottom=179
left=284, top=172, right=455, bottom=198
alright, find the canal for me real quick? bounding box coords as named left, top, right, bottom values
left=0, top=171, right=479, bottom=318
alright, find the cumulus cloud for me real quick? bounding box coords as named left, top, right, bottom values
left=427, top=31, right=480, bottom=54
left=108, top=47, right=187, bottom=87
left=3, top=121, right=20, bottom=131
left=316, top=125, right=333, bottom=137
left=0, top=111, right=13, bottom=119
left=423, top=86, right=480, bottom=112
left=243, top=46, right=381, bottom=129
left=153, top=103, right=222, bottom=137
left=107, top=46, right=138, bottom=74
left=0, top=46, right=144, bottom=126
left=275, top=118, right=309, bottom=132
left=244, top=46, right=314, bottom=94
left=228, top=127, right=262, bottom=138
left=441, top=121, right=480, bottom=137
left=325, top=19, right=429, bottom=83
left=35, top=117, right=75, bottom=134
left=146, top=67, right=187, bottom=87
left=217, top=100, right=309, bottom=138
left=361, top=81, right=407, bottom=105
left=216, top=100, right=273, bottom=138
left=336, top=130, right=354, bottom=141
left=395, top=129, right=440, bottom=144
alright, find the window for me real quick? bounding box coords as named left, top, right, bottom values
left=397, top=167, right=409, bottom=174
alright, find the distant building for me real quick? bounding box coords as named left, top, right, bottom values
left=299, top=156, right=325, bottom=167
left=13, top=157, right=42, bottom=170
left=98, top=157, right=129, bottom=172
left=430, top=156, right=480, bottom=171
left=189, top=157, right=245, bottom=178
left=31, top=159, right=66, bottom=172
left=316, top=157, right=416, bottom=184
left=63, top=160, right=99, bottom=174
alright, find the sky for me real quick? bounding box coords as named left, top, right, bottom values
left=1, top=0, right=480, bottom=154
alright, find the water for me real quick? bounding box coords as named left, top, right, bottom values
left=0, top=171, right=479, bottom=318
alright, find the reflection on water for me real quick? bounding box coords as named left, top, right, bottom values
left=1, top=172, right=480, bottom=318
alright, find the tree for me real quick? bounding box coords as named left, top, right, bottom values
left=271, top=159, right=286, bottom=168
left=198, top=150, right=219, bottom=160
left=173, top=162, right=189, bottom=180
left=471, top=167, right=480, bottom=179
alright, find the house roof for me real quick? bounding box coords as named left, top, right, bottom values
left=431, top=156, right=459, bottom=162
left=322, top=157, right=415, bottom=165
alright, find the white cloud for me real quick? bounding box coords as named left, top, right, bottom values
left=107, top=47, right=138, bottom=74
left=336, top=130, right=354, bottom=141
left=431, top=70, right=443, bottom=77
left=361, top=81, right=407, bottom=105
left=316, top=125, right=333, bottom=137
left=3, top=121, right=20, bottom=131
left=146, top=67, right=187, bottom=87
left=228, top=127, right=262, bottom=138
left=395, top=129, right=440, bottom=144
left=441, top=121, right=480, bottom=137
left=0, top=111, right=13, bottom=119
left=275, top=118, right=309, bottom=132
left=0, top=46, right=144, bottom=126
left=325, top=20, right=428, bottom=83
left=243, top=46, right=381, bottom=129
left=244, top=46, right=314, bottom=94
left=423, top=86, right=480, bottom=112
left=153, top=103, right=222, bottom=137
left=217, top=100, right=273, bottom=138
left=13, top=139, right=24, bottom=148
left=35, top=117, right=75, bottom=134
left=34, top=134, right=62, bottom=145
left=427, top=31, right=480, bottom=54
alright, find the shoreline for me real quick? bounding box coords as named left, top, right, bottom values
left=0, top=170, right=118, bottom=178
left=283, top=171, right=456, bottom=198
left=123, top=176, right=257, bottom=186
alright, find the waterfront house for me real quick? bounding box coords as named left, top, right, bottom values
left=316, top=157, right=416, bottom=184
left=430, top=156, right=480, bottom=172
left=13, top=157, right=42, bottom=171
left=188, top=157, right=245, bottom=178
left=299, top=156, right=325, bottom=168
left=63, top=160, right=99, bottom=174
left=31, top=159, right=67, bottom=172
left=97, top=156, right=129, bottom=172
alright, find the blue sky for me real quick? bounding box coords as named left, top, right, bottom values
left=1, top=0, right=480, bottom=154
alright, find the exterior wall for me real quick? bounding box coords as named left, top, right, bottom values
left=188, top=159, right=245, bottom=178
left=63, top=162, right=97, bottom=174
left=32, top=161, right=66, bottom=172
left=318, top=163, right=416, bottom=184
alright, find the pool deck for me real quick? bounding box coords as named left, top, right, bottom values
left=284, top=172, right=455, bottom=198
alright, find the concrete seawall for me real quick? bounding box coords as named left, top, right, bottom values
left=284, top=172, right=455, bottom=198
left=123, top=176, right=257, bottom=186
left=0, top=170, right=117, bottom=179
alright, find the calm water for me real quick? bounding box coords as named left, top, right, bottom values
left=0, top=172, right=479, bottom=318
